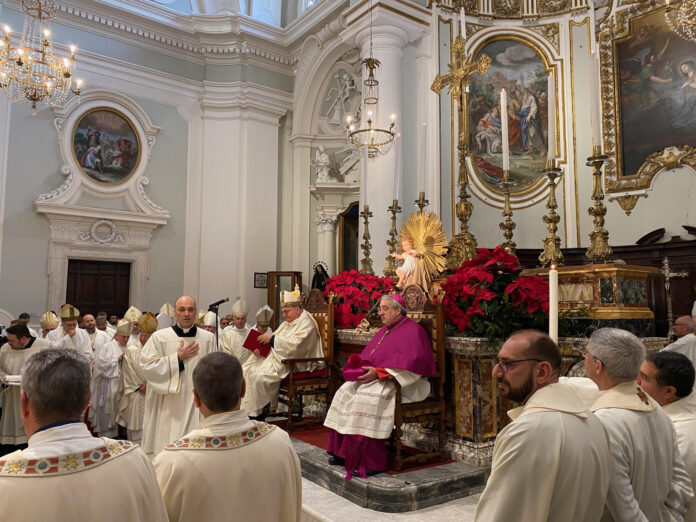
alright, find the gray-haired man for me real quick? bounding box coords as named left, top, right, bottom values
left=0, top=349, right=167, bottom=521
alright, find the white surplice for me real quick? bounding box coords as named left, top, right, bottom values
left=85, top=328, right=111, bottom=354
left=323, top=369, right=430, bottom=439
left=241, top=310, right=324, bottom=416
left=89, top=338, right=126, bottom=436
left=662, top=333, right=696, bottom=365
left=0, top=423, right=168, bottom=521
left=219, top=325, right=252, bottom=364
left=45, top=327, right=94, bottom=363
left=116, top=344, right=147, bottom=441
left=153, top=410, right=302, bottom=522
left=592, top=381, right=694, bottom=521
left=664, top=391, right=696, bottom=522
left=474, top=383, right=612, bottom=522
left=139, top=326, right=216, bottom=456
left=0, top=338, right=52, bottom=444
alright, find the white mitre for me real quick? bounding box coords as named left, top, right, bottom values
left=231, top=297, right=248, bottom=317
left=203, top=311, right=217, bottom=328
left=123, top=306, right=142, bottom=323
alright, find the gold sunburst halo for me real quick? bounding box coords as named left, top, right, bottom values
left=399, top=211, right=448, bottom=279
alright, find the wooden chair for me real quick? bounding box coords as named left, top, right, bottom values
left=277, top=289, right=335, bottom=431
left=389, top=284, right=447, bottom=471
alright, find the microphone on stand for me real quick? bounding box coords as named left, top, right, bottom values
left=208, top=297, right=229, bottom=310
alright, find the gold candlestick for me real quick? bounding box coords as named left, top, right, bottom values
left=431, top=34, right=491, bottom=270
left=585, top=145, right=612, bottom=263
left=499, top=170, right=516, bottom=256
left=539, top=161, right=564, bottom=267
left=359, top=205, right=374, bottom=275
left=384, top=199, right=402, bottom=277
left=415, top=191, right=429, bottom=213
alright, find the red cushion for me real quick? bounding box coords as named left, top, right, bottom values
left=281, top=368, right=327, bottom=383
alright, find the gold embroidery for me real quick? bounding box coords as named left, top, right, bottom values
left=6, top=461, right=22, bottom=474
left=64, top=455, right=79, bottom=470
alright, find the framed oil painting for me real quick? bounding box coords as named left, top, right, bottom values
left=614, top=8, right=696, bottom=178
left=469, top=37, right=552, bottom=194
left=72, top=108, right=141, bottom=185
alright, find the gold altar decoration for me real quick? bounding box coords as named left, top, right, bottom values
left=586, top=146, right=612, bottom=264
left=665, top=0, right=696, bottom=43
left=499, top=170, right=517, bottom=256
left=539, top=163, right=564, bottom=267
left=383, top=199, right=402, bottom=278
left=431, top=32, right=491, bottom=270
left=399, top=210, right=447, bottom=284
left=359, top=205, right=374, bottom=275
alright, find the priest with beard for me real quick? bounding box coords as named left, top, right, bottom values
left=323, top=294, right=436, bottom=480
left=139, top=296, right=216, bottom=457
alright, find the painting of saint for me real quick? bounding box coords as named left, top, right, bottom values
left=72, top=108, right=140, bottom=184
left=616, top=8, right=696, bottom=176
left=469, top=39, right=551, bottom=193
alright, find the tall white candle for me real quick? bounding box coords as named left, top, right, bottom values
left=363, top=146, right=369, bottom=207
left=589, top=52, right=602, bottom=149
left=500, top=89, right=509, bottom=172
left=393, top=133, right=401, bottom=200
left=549, top=265, right=559, bottom=344
left=460, top=7, right=466, bottom=39
left=419, top=123, right=426, bottom=193
left=547, top=72, right=556, bottom=161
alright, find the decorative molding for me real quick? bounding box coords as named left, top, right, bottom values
left=79, top=219, right=126, bottom=244
left=607, top=193, right=648, bottom=215
left=528, top=23, right=560, bottom=53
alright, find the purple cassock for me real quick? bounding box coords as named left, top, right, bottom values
left=326, top=315, right=436, bottom=480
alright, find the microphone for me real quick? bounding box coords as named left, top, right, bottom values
left=208, top=297, right=229, bottom=310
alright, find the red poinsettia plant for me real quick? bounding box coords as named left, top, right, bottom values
left=323, top=270, right=395, bottom=328
left=440, top=247, right=549, bottom=341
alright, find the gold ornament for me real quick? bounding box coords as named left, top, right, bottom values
left=399, top=211, right=448, bottom=281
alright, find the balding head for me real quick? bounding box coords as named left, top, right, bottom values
left=674, top=316, right=695, bottom=338
left=509, top=330, right=562, bottom=376
left=174, top=296, right=197, bottom=329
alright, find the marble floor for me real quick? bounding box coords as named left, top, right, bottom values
left=300, top=478, right=481, bottom=521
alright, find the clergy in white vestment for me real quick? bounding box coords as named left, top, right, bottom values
left=0, top=349, right=168, bottom=521
left=241, top=287, right=324, bottom=417
left=139, top=296, right=217, bottom=456
left=638, top=351, right=696, bottom=522
left=17, top=313, right=38, bottom=337
left=124, top=305, right=143, bottom=348
left=253, top=305, right=274, bottom=334
left=324, top=294, right=437, bottom=480
left=45, top=304, right=93, bottom=363
left=474, top=331, right=612, bottom=521
left=117, top=312, right=157, bottom=443
left=585, top=328, right=694, bottom=521
left=89, top=319, right=131, bottom=437
left=39, top=311, right=59, bottom=338
left=156, top=302, right=174, bottom=331
left=96, top=313, right=115, bottom=336
left=220, top=298, right=252, bottom=363
left=0, top=324, right=52, bottom=450
left=662, top=316, right=696, bottom=365
left=82, top=313, right=111, bottom=354
left=154, top=352, right=302, bottom=522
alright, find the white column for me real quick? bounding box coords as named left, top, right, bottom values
left=418, top=24, right=439, bottom=216
left=289, top=135, right=312, bottom=285
left=357, top=27, right=408, bottom=275
left=315, top=213, right=338, bottom=275
left=0, top=96, right=9, bottom=285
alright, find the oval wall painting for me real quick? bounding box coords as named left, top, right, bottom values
left=72, top=108, right=141, bottom=185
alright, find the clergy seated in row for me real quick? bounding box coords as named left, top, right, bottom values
left=39, top=311, right=59, bottom=339
left=221, top=303, right=273, bottom=365
left=45, top=304, right=93, bottom=363
left=117, top=312, right=157, bottom=444
left=324, top=294, right=437, bottom=480
left=584, top=328, right=694, bottom=521
left=0, top=324, right=53, bottom=456
left=637, top=351, right=696, bottom=522
left=89, top=319, right=132, bottom=437
left=153, top=352, right=302, bottom=522
left=0, top=349, right=168, bottom=521
left=82, top=313, right=111, bottom=355
left=139, top=296, right=217, bottom=456
left=241, top=288, right=324, bottom=418
left=663, top=316, right=696, bottom=365
left=474, top=331, right=612, bottom=521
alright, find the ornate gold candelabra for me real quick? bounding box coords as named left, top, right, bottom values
left=359, top=205, right=374, bottom=275
left=415, top=191, right=429, bottom=213
left=586, top=145, right=612, bottom=263
left=499, top=170, right=517, bottom=256
left=383, top=199, right=402, bottom=277
left=539, top=161, right=564, bottom=267
left=431, top=32, right=491, bottom=270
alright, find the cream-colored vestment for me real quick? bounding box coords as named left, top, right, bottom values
left=0, top=423, right=168, bottom=521
left=475, top=383, right=612, bottom=521
left=89, top=338, right=126, bottom=437
left=662, top=333, right=696, bottom=365
left=45, top=327, right=93, bottom=363
left=219, top=325, right=252, bottom=364
left=139, top=326, right=216, bottom=456
left=153, top=410, right=302, bottom=522
left=116, top=343, right=147, bottom=442
left=241, top=310, right=324, bottom=416
left=663, top=391, right=696, bottom=522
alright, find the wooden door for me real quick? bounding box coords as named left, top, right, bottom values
left=66, top=260, right=131, bottom=318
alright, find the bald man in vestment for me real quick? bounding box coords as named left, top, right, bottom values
left=139, top=296, right=216, bottom=456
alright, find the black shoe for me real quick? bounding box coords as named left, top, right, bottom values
left=328, top=455, right=345, bottom=466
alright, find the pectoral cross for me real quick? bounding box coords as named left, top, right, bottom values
left=662, top=256, right=688, bottom=337
left=431, top=35, right=492, bottom=269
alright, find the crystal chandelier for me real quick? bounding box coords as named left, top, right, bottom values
left=666, top=0, right=696, bottom=43
left=345, top=0, right=395, bottom=158
left=0, top=0, right=82, bottom=113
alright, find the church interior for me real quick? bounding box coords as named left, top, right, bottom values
left=1, top=0, right=696, bottom=518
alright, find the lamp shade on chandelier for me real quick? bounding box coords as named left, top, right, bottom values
left=0, top=0, right=82, bottom=112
